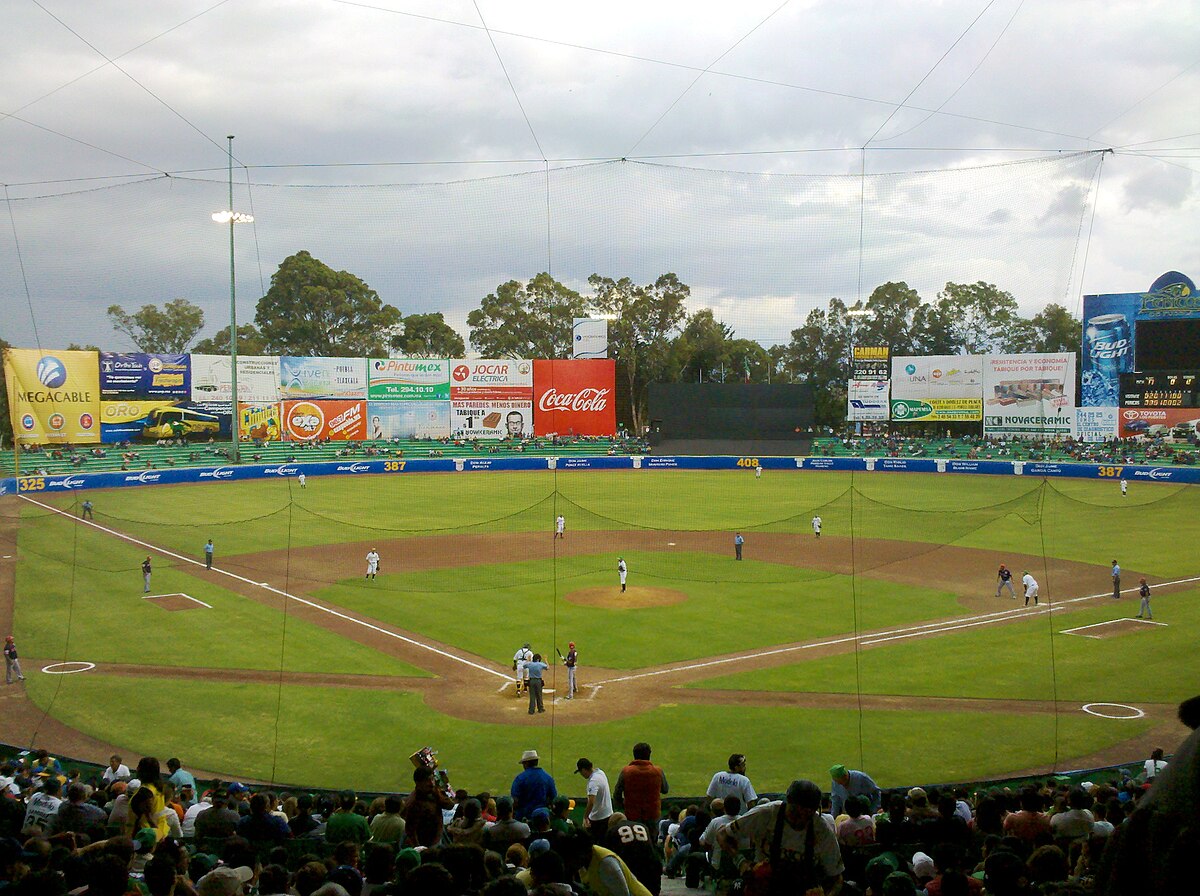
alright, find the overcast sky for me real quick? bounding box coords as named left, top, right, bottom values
left=2, top=0, right=1197, bottom=353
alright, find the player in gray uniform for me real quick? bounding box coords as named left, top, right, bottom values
left=563, top=642, right=578, bottom=699
left=513, top=642, right=533, bottom=696
left=996, top=564, right=1016, bottom=598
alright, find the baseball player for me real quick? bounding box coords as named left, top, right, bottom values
left=297, top=472, right=306, bottom=488
left=996, top=563, right=1016, bottom=598
left=1120, top=477, right=1127, bottom=496
left=555, top=515, right=565, bottom=539
left=513, top=642, right=533, bottom=696
left=366, top=549, right=380, bottom=579
left=81, top=500, right=94, bottom=520
left=812, top=515, right=822, bottom=538
left=1112, top=560, right=1121, bottom=599
left=617, top=558, right=627, bottom=593
left=142, top=557, right=153, bottom=594
left=564, top=642, right=578, bottom=698
left=1022, top=570, right=1039, bottom=607
left=1137, top=578, right=1153, bottom=619
left=755, top=465, right=762, bottom=480
left=4, top=636, right=24, bottom=684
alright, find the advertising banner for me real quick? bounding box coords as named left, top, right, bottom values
left=891, top=398, right=983, bottom=422
left=366, top=400, right=451, bottom=439
left=982, top=353, right=1076, bottom=438
left=238, top=403, right=282, bottom=441
left=891, top=355, right=984, bottom=400
left=532, top=359, right=617, bottom=436
left=1075, top=407, right=1118, bottom=442
left=279, top=356, right=369, bottom=400
left=449, top=359, right=534, bottom=399
left=852, top=346, right=890, bottom=381
left=99, top=353, right=190, bottom=398
left=847, top=379, right=890, bottom=421
left=451, top=399, right=533, bottom=439
left=282, top=400, right=366, bottom=441
left=1117, top=407, right=1200, bottom=439
left=4, top=348, right=101, bottom=444
left=368, top=358, right=451, bottom=400
left=1081, top=293, right=1139, bottom=408
left=99, top=398, right=177, bottom=442
left=572, top=318, right=609, bottom=358
left=190, top=355, right=280, bottom=403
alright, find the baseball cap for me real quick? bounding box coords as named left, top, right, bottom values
left=568, top=642, right=575, bottom=648
left=133, top=829, right=158, bottom=854
left=529, top=839, right=552, bottom=857
left=829, top=764, right=848, bottom=780
left=912, top=851, right=935, bottom=878
left=907, top=787, right=927, bottom=801
left=197, top=865, right=254, bottom=896
left=530, top=807, right=551, bottom=822
left=227, top=782, right=249, bottom=794
left=883, top=871, right=919, bottom=895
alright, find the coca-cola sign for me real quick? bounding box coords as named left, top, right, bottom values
left=532, top=360, right=617, bottom=436
left=538, top=387, right=610, bottom=412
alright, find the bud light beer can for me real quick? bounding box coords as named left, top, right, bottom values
left=1084, top=313, right=1132, bottom=407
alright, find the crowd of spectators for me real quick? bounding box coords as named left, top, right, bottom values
left=819, top=432, right=1200, bottom=466
left=2, top=701, right=1196, bottom=896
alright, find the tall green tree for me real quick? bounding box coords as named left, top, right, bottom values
left=467, top=273, right=588, bottom=358
left=192, top=323, right=268, bottom=355
left=589, top=273, right=689, bottom=431
left=391, top=312, right=465, bottom=358
left=0, top=338, right=12, bottom=446
left=669, top=309, right=737, bottom=382
left=935, top=281, right=1021, bottom=354
left=780, top=298, right=851, bottom=425
left=255, top=251, right=401, bottom=357
left=1026, top=303, right=1081, bottom=354
left=856, top=281, right=924, bottom=356
left=106, top=299, right=205, bottom=353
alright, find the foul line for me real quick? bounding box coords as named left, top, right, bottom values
left=142, top=592, right=213, bottom=609
left=597, top=575, right=1200, bottom=685
left=20, top=495, right=509, bottom=681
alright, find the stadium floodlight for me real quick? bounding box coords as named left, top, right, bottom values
left=211, top=135, right=255, bottom=464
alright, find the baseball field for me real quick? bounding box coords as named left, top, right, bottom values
left=3, top=468, right=1197, bottom=795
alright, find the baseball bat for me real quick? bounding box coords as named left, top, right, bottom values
left=555, top=646, right=565, bottom=661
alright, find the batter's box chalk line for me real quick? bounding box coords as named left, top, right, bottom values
left=142, top=593, right=213, bottom=609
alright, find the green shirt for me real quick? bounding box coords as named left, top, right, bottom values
left=325, top=809, right=371, bottom=844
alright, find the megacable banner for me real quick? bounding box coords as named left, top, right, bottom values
left=4, top=348, right=101, bottom=444
left=532, top=359, right=616, bottom=436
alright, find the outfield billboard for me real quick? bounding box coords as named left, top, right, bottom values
left=368, top=358, right=450, bottom=400
left=852, top=346, right=890, bottom=381
left=238, top=403, right=282, bottom=441
left=190, top=355, right=280, bottom=404
left=99, top=352, right=190, bottom=398
left=891, top=355, right=983, bottom=421
left=983, top=353, right=1076, bottom=438
left=1118, top=407, right=1200, bottom=439
left=847, top=379, right=890, bottom=421
left=572, top=318, right=608, bottom=359
left=366, top=400, right=451, bottom=439
left=282, top=400, right=367, bottom=441
left=1076, top=407, right=1118, bottom=442
left=532, top=359, right=616, bottom=435
left=450, top=359, right=533, bottom=439
left=4, top=348, right=101, bottom=444
left=279, top=356, right=368, bottom=400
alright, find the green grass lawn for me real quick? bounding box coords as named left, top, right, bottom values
left=11, top=468, right=1198, bottom=789
left=690, top=587, right=1200, bottom=706
left=312, top=551, right=965, bottom=669
left=21, top=673, right=1149, bottom=794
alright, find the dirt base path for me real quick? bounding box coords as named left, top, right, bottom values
left=1, top=496, right=1189, bottom=778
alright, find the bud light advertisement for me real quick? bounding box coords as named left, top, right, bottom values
left=1081, top=295, right=1138, bottom=407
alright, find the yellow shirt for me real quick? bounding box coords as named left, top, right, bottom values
left=581, top=845, right=653, bottom=896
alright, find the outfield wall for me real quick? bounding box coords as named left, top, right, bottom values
left=2, top=454, right=1198, bottom=497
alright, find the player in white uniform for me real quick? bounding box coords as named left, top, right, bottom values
left=513, top=642, right=533, bottom=696
left=297, top=472, right=306, bottom=488
left=755, top=465, right=762, bottom=480
left=1120, top=478, right=1127, bottom=496
left=1022, top=571, right=1039, bottom=607
left=366, top=549, right=380, bottom=579
left=617, top=558, right=628, bottom=593
left=555, top=515, right=565, bottom=539
left=812, top=516, right=822, bottom=538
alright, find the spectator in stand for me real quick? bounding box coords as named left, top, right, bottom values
left=511, top=750, right=557, bottom=820
left=237, top=792, right=292, bottom=843
left=905, top=787, right=940, bottom=822
left=875, top=792, right=918, bottom=849
left=369, top=794, right=407, bottom=845
left=446, top=798, right=487, bottom=847
left=1143, top=748, right=1168, bottom=782
left=51, top=782, right=108, bottom=839
left=165, top=758, right=196, bottom=796
left=705, top=753, right=757, bottom=811
left=482, top=796, right=530, bottom=851
left=835, top=794, right=876, bottom=847
left=182, top=789, right=213, bottom=838
left=102, top=755, right=131, bottom=786
left=325, top=790, right=370, bottom=844
left=830, top=764, right=881, bottom=817
left=1049, top=787, right=1095, bottom=844
left=613, top=742, right=669, bottom=827
left=575, top=758, right=614, bottom=840
left=21, top=776, right=63, bottom=834
left=401, top=766, right=454, bottom=848
left=128, top=757, right=170, bottom=841
left=194, top=789, right=240, bottom=840
left=699, top=796, right=742, bottom=873
left=1003, top=788, right=1051, bottom=845
left=288, top=792, right=322, bottom=839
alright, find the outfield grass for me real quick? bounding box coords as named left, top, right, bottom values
left=21, top=673, right=1150, bottom=794
left=10, top=469, right=1197, bottom=789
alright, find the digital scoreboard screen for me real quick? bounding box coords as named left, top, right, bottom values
left=1120, top=372, right=1200, bottom=408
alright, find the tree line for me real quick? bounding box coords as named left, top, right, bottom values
left=92, top=250, right=1082, bottom=433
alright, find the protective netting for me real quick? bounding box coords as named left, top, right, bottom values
left=2, top=152, right=1104, bottom=345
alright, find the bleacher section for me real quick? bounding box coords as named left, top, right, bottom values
left=812, top=436, right=1200, bottom=467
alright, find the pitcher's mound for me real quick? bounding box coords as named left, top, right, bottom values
left=564, top=586, right=688, bottom=609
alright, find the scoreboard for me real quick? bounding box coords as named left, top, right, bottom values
left=1120, top=372, right=1200, bottom=408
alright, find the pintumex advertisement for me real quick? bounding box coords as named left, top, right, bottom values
left=367, top=358, right=450, bottom=400
left=983, top=353, right=1076, bottom=438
